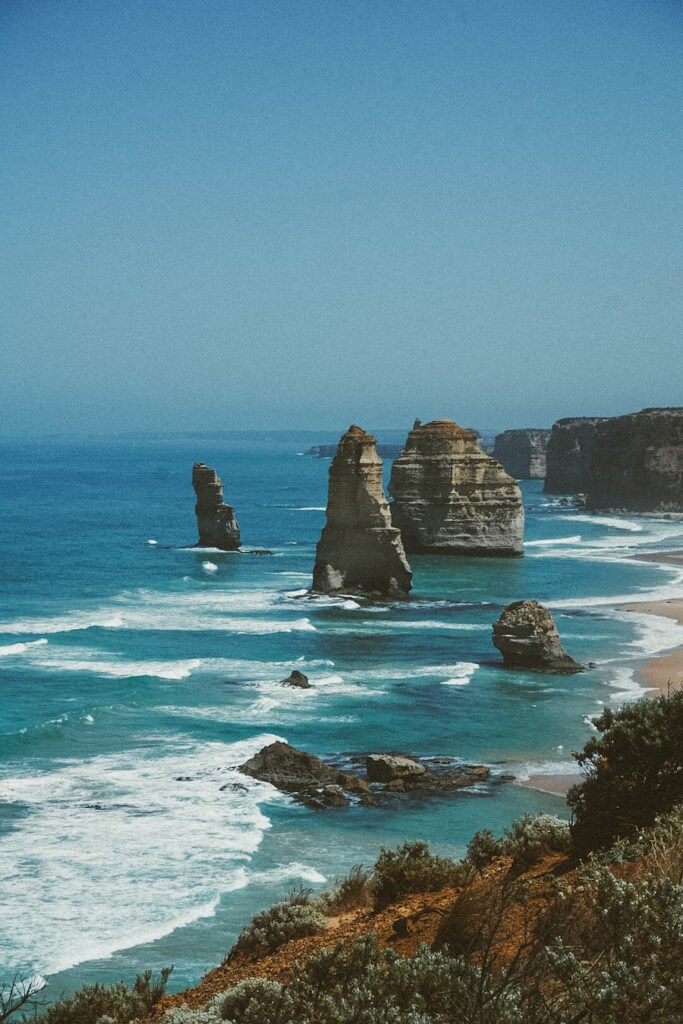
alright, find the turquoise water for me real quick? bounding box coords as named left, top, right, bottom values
left=1, top=431, right=682, bottom=996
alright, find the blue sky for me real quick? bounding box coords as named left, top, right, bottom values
left=1, top=0, right=681, bottom=436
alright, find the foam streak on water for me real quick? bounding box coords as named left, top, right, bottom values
left=0, top=735, right=283, bottom=974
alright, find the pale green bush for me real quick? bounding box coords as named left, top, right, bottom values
left=370, top=841, right=467, bottom=909
left=233, top=897, right=327, bottom=958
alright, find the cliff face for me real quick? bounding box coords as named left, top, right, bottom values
left=192, top=462, right=241, bottom=550
left=388, top=419, right=524, bottom=556
left=492, top=429, right=550, bottom=480
left=543, top=418, right=606, bottom=494
left=585, top=407, right=683, bottom=513
left=312, top=426, right=412, bottom=597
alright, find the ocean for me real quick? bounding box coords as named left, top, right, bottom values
left=1, top=430, right=682, bottom=998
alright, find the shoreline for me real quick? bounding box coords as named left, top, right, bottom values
left=520, top=550, right=683, bottom=797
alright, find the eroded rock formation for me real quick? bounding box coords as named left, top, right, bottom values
left=585, top=408, right=683, bottom=513
left=388, top=419, right=524, bottom=555
left=192, top=462, right=241, bottom=550
left=238, top=741, right=490, bottom=809
left=543, top=418, right=606, bottom=494
left=492, top=429, right=550, bottom=480
left=492, top=600, right=582, bottom=673
left=238, top=741, right=369, bottom=809
left=312, top=425, right=412, bottom=597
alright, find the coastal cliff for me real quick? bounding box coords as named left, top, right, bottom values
left=585, top=407, right=683, bottom=513
left=543, top=418, right=606, bottom=494
left=312, top=426, right=412, bottom=597
left=389, top=419, right=524, bottom=555
left=192, top=462, right=241, bottom=550
left=492, top=429, right=550, bottom=480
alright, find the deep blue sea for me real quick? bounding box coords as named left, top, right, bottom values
left=1, top=430, right=682, bottom=998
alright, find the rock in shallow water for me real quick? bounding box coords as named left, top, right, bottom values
left=492, top=600, right=583, bottom=673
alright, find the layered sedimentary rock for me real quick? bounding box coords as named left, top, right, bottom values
left=192, top=462, right=241, bottom=550
left=312, top=426, right=412, bottom=597
left=543, top=418, right=606, bottom=494
left=585, top=408, right=683, bottom=513
left=492, top=600, right=582, bottom=673
left=492, top=429, right=550, bottom=480
left=388, top=419, right=524, bottom=555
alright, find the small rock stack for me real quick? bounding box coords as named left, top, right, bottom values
left=192, top=462, right=241, bottom=550
left=492, top=600, right=582, bottom=673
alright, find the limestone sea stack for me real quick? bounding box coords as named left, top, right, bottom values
left=312, top=426, right=412, bottom=598
left=492, top=600, right=582, bottom=673
left=192, top=462, right=241, bottom=550
left=492, top=429, right=550, bottom=480
left=543, top=417, right=607, bottom=494
left=389, top=419, right=524, bottom=556
left=585, top=407, right=683, bottom=513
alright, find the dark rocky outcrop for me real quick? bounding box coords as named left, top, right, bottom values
left=543, top=418, right=607, bottom=494
left=389, top=419, right=524, bottom=556
left=492, top=429, right=550, bottom=480
left=280, top=669, right=311, bottom=689
left=312, top=426, right=412, bottom=598
left=192, top=462, right=241, bottom=550
left=492, top=600, right=583, bottom=673
left=238, top=742, right=491, bottom=809
left=365, top=754, right=489, bottom=793
left=238, top=741, right=369, bottom=809
left=585, top=408, right=683, bottom=513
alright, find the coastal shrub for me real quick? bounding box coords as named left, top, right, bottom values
left=539, top=865, right=683, bottom=1024
left=318, top=864, right=372, bottom=914
left=370, top=841, right=466, bottom=910
left=212, top=978, right=290, bottom=1024
left=568, top=689, right=683, bottom=857
left=232, top=895, right=327, bottom=958
left=163, top=1007, right=221, bottom=1024
left=34, top=968, right=172, bottom=1024
left=466, top=814, right=571, bottom=872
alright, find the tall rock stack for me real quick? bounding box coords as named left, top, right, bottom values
left=389, top=419, right=524, bottom=556
left=312, top=426, right=412, bottom=597
left=492, top=429, right=550, bottom=480
left=192, top=462, right=241, bottom=550
left=543, top=417, right=606, bottom=494
left=585, top=407, right=683, bottom=512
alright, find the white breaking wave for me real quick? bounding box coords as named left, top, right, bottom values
left=202, top=561, right=218, bottom=573
left=0, top=638, right=49, bottom=656
left=0, top=734, right=287, bottom=975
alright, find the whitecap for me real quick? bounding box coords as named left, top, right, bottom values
left=0, top=638, right=48, bottom=656
left=146, top=539, right=158, bottom=545
left=0, top=734, right=283, bottom=975
left=202, top=561, right=218, bottom=573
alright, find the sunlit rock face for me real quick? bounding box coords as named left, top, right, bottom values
left=585, top=407, right=683, bottom=513
left=389, top=419, right=524, bottom=556
left=543, top=417, right=606, bottom=495
left=192, top=462, right=240, bottom=550
left=492, top=429, right=550, bottom=480
left=312, top=425, right=412, bottom=598
left=492, top=600, right=583, bottom=673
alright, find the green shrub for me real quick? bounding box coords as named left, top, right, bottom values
left=370, top=841, right=466, bottom=910
left=233, top=896, right=327, bottom=958
left=212, top=978, right=290, bottom=1024
left=568, top=689, right=683, bottom=857
left=541, top=865, right=683, bottom=1024
left=163, top=1007, right=221, bottom=1024
left=466, top=814, right=571, bottom=873
left=317, top=865, right=372, bottom=914
left=34, top=969, right=172, bottom=1024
